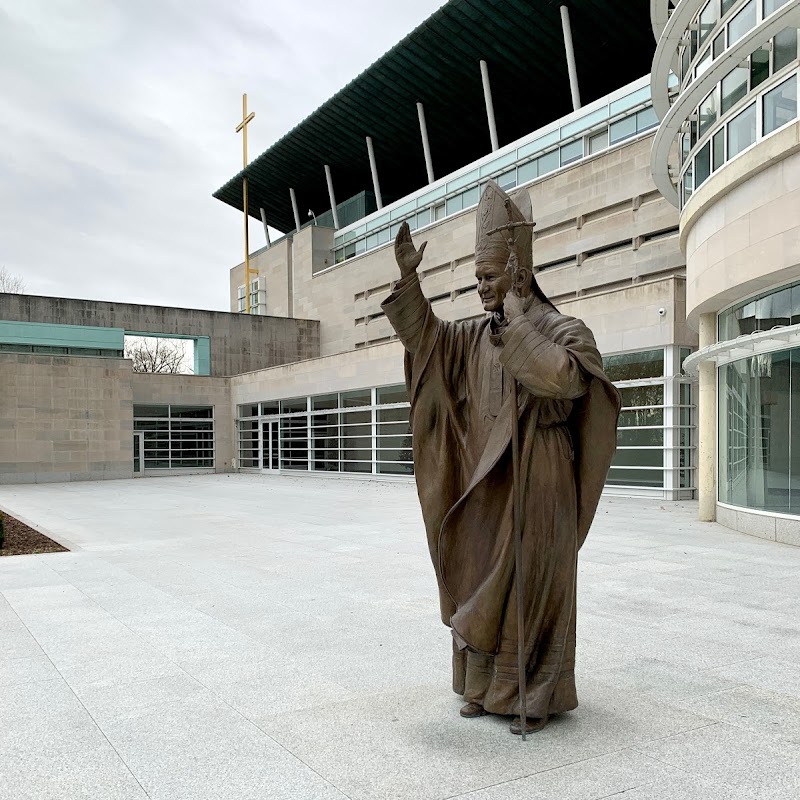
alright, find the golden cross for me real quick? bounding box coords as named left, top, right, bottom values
left=236, top=93, right=256, bottom=314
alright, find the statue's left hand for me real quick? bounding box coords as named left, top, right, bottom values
left=503, top=290, right=525, bottom=322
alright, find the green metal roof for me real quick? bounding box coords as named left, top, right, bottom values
left=213, top=0, right=655, bottom=233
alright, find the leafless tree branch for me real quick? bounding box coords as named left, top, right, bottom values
left=0, top=267, right=25, bottom=293
left=124, top=337, right=191, bottom=374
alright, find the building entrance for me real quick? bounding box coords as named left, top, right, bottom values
left=261, top=420, right=279, bottom=471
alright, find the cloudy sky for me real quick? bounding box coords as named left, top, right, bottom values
left=0, top=0, right=443, bottom=310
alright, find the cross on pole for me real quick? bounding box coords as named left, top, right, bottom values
left=236, top=94, right=256, bottom=314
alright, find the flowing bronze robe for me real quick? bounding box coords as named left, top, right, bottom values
left=382, top=273, right=620, bottom=718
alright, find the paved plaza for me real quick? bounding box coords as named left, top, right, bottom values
left=1, top=475, right=800, bottom=799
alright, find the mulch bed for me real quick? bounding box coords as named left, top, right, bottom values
left=0, top=512, right=68, bottom=557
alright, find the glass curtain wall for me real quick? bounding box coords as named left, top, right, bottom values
left=719, top=348, right=800, bottom=513
left=133, top=405, right=215, bottom=470
left=237, top=362, right=695, bottom=497
left=237, top=384, right=413, bottom=476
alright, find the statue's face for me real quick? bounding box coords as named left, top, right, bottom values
left=475, top=261, right=512, bottom=312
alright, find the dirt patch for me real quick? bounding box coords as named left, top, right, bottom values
left=0, top=512, right=68, bottom=557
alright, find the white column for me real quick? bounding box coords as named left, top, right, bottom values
left=324, top=164, right=340, bottom=230
left=560, top=5, right=582, bottom=111
left=479, top=60, right=500, bottom=152
left=416, top=102, right=435, bottom=184
left=259, top=207, right=271, bottom=247
left=698, top=313, right=717, bottom=522
left=289, top=188, right=301, bottom=232
left=366, top=136, right=383, bottom=210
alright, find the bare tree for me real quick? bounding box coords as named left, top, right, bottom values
left=124, top=337, right=192, bottom=374
left=0, top=266, right=25, bottom=293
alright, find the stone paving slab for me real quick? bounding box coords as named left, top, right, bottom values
left=2, top=474, right=800, bottom=799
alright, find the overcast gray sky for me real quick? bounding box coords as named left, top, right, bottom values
left=0, top=0, right=444, bottom=310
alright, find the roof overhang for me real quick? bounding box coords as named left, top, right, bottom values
left=213, top=0, right=655, bottom=233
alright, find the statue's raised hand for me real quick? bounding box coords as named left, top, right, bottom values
left=394, top=221, right=427, bottom=278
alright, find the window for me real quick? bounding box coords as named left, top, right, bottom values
left=134, top=405, right=214, bottom=469
left=713, top=127, right=726, bottom=171
left=560, top=139, right=583, bottom=165
left=763, top=74, right=798, bottom=134
left=699, top=91, right=718, bottom=137
left=721, top=64, right=749, bottom=113
left=750, top=48, right=770, bottom=89
left=699, top=1, right=718, bottom=48
left=609, top=115, right=636, bottom=144
left=237, top=285, right=245, bottom=313
left=728, top=0, right=756, bottom=46
left=764, top=0, right=790, bottom=15
left=774, top=27, right=798, bottom=72
left=588, top=129, right=609, bottom=154
left=727, top=102, right=757, bottom=157
left=695, top=140, right=712, bottom=188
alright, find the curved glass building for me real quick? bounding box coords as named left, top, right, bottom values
left=651, top=0, right=800, bottom=542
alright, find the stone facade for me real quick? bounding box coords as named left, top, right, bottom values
left=0, top=294, right=320, bottom=377
left=0, top=353, right=134, bottom=484
left=233, top=133, right=695, bottom=360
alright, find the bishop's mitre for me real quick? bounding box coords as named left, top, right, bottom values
left=474, top=179, right=535, bottom=273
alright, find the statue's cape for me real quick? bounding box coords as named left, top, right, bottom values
left=404, top=304, right=621, bottom=648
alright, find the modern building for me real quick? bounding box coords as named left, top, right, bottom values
left=0, top=294, right=318, bottom=483
left=214, top=1, right=697, bottom=500
left=651, top=0, right=800, bottom=544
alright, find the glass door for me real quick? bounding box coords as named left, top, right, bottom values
left=261, top=420, right=279, bottom=471
left=133, top=432, right=144, bottom=476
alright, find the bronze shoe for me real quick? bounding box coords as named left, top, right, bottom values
left=510, top=715, right=548, bottom=735
left=460, top=702, right=488, bottom=718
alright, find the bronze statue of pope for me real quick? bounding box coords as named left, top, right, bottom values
left=382, top=180, right=620, bottom=735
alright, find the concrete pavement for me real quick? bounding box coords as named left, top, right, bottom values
left=1, top=474, right=800, bottom=799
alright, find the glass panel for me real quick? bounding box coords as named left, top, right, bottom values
left=446, top=168, right=479, bottom=193
left=612, top=449, right=664, bottom=468
left=376, top=384, right=408, bottom=405
left=719, top=351, right=791, bottom=512
left=517, top=160, right=538, bottom=184
left=619, top=408, right=664, bottom=427
left=721, top=64, right=749, bottom=113
left=765, top=0, right=790, bottom=14
left=377, top=462, right=414, bottom=475
left=461, top=186, right=480, bottom=208
left=696, top=140, right=712, bottom=188
left=696, top=48, right=712, bottom=78
left=560, top=139, right=583, bottom=165
left=699, top=0, right=718, bottom=47
left=763, top=74, right=797, bottom=135
left=312, top=393, right=337, bottom=411
left=280, top=397, right=307, bottom=414
left=683, top=162, right=694, bottom=203
left=609, top=115, right=637, bottom=144
left=588, top=129, right=609, bottom=154
left=727, top=102, right=757, bottom=158
left=618, top=385, right=665, bottom=408
left=239, top=404, right=259, bottom=417
left=446, top=195, right=462, bottom=216
left=728, top=0, right=756, bottom=46
left=713, top=31, right=726, bottom=59
left=698, top=91, right=717, bottom=137
left=378, top=407, right=411, bottom=423
left=341, top=389, right=371, bottom=408
left=617, top=428, right=665, bottom=447
left=496, top=169, right=516, bottom=191
left=774, top=27, right=797, bottom=72
left=536, top=150, right=559, bottom=175
left=605, top=467, right=663, bottom=488
left=722, top=0, right=736, bottom=12
left=133, top=405, right=169, bottom=418
left=343, top=461, right=372, bottom=473
left=416, top=208, right=431, bottom=228
left=261, top=401, right=279, bottom=416
left=170, top=406, right=212, bottom=418
left=603, top=350, right=664, bottom=381
left=713, top=127, right=726, bottom=170
left=750, top=47, right=770, bottom=89
left=636, top=106, right=659, bottom=131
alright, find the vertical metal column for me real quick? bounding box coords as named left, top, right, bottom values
left=479, top=60, right=500, bottom=152
left=259, top=208, right=271, bottom=247
left=324, top=164, right=340, bottom=230
left=366, top=136, right=383, bottom=209
left=698, top=313, right=717, bottom=521
left=289, top=187, right=302, bottom=232
left=560, top=5, right=582, bottom=111
left=417, top=102, right=435, bottom=184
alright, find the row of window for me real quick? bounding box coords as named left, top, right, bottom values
left=683, top=0, right=793, bottom=86
left=235, top=353, right=695, bottom=494
left=719, top=278, right=800, bottom=339
left=682, top=72, right=797, bottom=204
left=0, top=343, right=124, bottom=358
left=236, top=279, right=266, bottom=315
left=329, top=82, right=661, bottom=269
